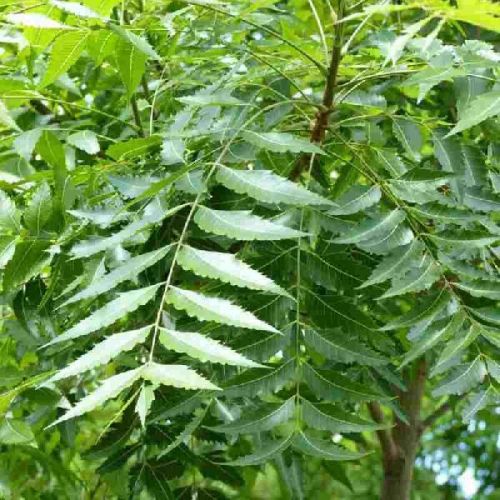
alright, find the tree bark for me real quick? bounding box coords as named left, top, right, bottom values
left=370, top=360, right=427, bottom=500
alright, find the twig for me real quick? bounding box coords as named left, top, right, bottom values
left=289, top=0, right=346, bottom=180
left=123, top=8, right=146, bottom=137
left=368, top=402, right=399, bottom=461
left=130, top=97, right=145, bottom=137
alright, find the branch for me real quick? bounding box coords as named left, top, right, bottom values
left=123, top=8, right=145, bottom=137
left=130, top=97, right=145, bottom=137
left=368, top=402, right=399, bottom=462
left=289, top=0, right=346, bottom=180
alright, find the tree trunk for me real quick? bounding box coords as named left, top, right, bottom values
left=380, top=425, right=420, bottom=500
left=370, top=360, right=427, bottom=500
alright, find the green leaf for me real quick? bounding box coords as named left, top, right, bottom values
left=487, top=359, right=500, bottom=382
left=303, top=364, right=386, bottom=402
left=36, top=131, right=73, bottom=214
left=3, top=240, right=51, bottom=290
left=232, top=331, right=290, bottom=363
left=304, top=329, right=387, bottom=367
left=45, top=284, right=160, bottom=346
left=433, top=130, right=463, bottom=174
left=194, top=207, right=308, bottom=241
left=400, top=314, right=465, bottom=369
left=392, top=117, right=424, bottom=162
left=305, top=292, right=376, bottom=336
left=439, top=253, right=494, bottom=280
left=381, top=291, right=451, bottom=330
left=490, top=171, right=500, bottom=193
left=13, top=128, right=42, bottom=161
left=0, top=372, right=53, bottom=417
left=67, top=130, right=100, bottom=154
left=159, top=328, right=262, bottom=368
left=166, top=287, right=278, bottom=333
left=6, top=13, right=71, bottom=29
left=175, top=169, right=205, bottom=194
left=61, top=246, right=172, bottom=306
left=360, top=240, right=423, bottom=288
left=141, top=460, right=176, bottom=499
left=357, top=224, right=413, bottom=255
left=108, top=175, right=157, bottom=199
left=391, top=168, right=452, bottom=189
left=429, top=231, right=498, bottom=248
left=0, top=237, right=16, bottom=269
left=0, top=419, right=35, bottom=445
left=471, top=307, right=500, bottom=326
left=384, top=17, right=430, bottom=66
left=0, top=190, right=20, bottom=231
left=373, top=149, right=407, bottom=178
left=432, top=357, right=487, bottom=397
left=177, top=245, right=286, bottom=295
left=45, top=326, right=151, bottom=384
left=461, top=388, right=493, bottom=422
left=216, top=166, right=331, bottom=206
left=0, top=100, right=20, bottom=131
left=301, top=398, right=384, bottom=433
left=462, top=146, right=488, bottom=187
left=40, top=30, right=90, bottom=88
left=323, top=462, right=353, bottom=493
left=110, top=25, right=160, bottom=60
left=292, top=431, right=366, bottom=461
left=226, top=433, right=294, bottom=466
left=241, top=131, right=325, bottom=155
left=23, top=183, right=53, bottom=235
left=409, top=204, right=476, bottom=223
left=36, top=130, right=66, bottom=171
left=378, top=257, right=440, bottom=299
left=50, top=0, right=102, bottom=19
left=177, top=92, right=244, bottom=107
left=209, top=398, right=295, bottom=434
left=223, top=360, right=295, bottom=397
left=448, top=90, right=500, bottom=136
left=157, top=408, right=207, bottom=458
left=327, top=186, right=381, bottom=215
left=106, top=136, right=162, bottom=161
left=135, top=385, right=156, bottom=428
left=454, top=280, right=500, bottom=300
left=333, top=209, right=405, bottom=245
left=432, top=324, right=480, bottom=377
left=83, top=0, right=120, bottom=16
left=141, top=362, right=220, bottom=391
left=341, top=90, right=386, bottom=108
left=50, top=368, right=143, bottom=427
left=71, top=199, right=182, bottom=258
left=463, top=187, right=500, bottom=213
left=433, top=130, right=465, bottom=199
left=403, top=66, right=464, bottom=103
left=115, top=37, right=147, bottom=98
left=87, top=29, right=118, bottom=65
left=68, top=208, right=128, bottom=228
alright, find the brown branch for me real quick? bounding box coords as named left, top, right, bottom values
left=368, top=402, right=399, bottom=462
left=123, top=8, right=146, bottom=137
left=130, top=97, right=145, bottom=137
left=289, top=0, right=346, bottom=180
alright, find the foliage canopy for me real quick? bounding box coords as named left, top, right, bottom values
left=0, top=0, right=499, bottom=498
